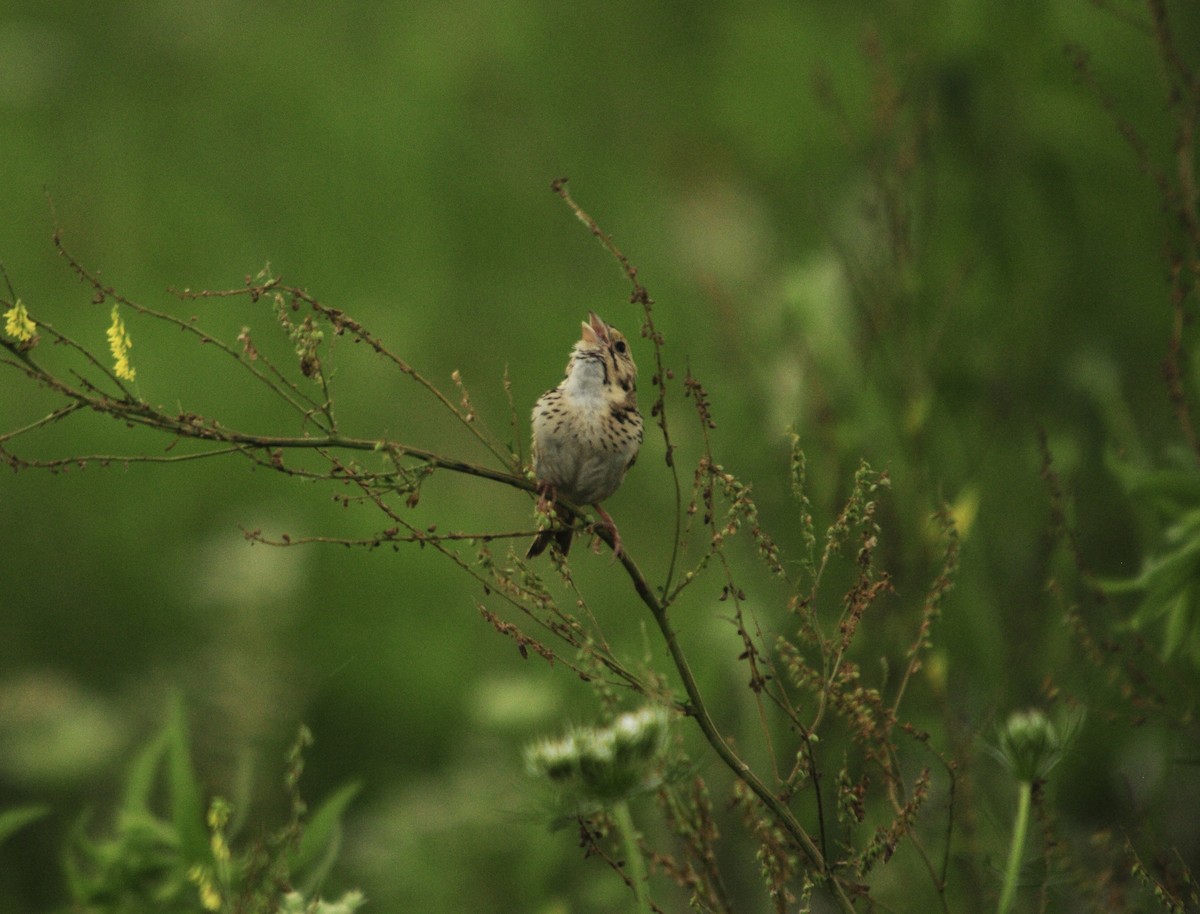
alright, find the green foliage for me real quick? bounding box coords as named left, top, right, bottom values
left=0, top=804, right=49, bottom=845
left=1100, top=452, right=1200, bottom=664
left=60, top=705, right=360, bottom=914
left=63, top=701, right=204, bottom=912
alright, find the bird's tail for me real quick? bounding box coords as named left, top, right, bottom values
left=526, top=505, right=574, bottom=559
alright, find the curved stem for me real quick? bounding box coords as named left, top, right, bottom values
left=612, top=801, right=650, bottom=914
left=614, top=546, right=858, bottom=914
left=997, top=780, right=1031, bottom=914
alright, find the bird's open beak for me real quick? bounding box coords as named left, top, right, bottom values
left=584, top=311, right=609, bottom=344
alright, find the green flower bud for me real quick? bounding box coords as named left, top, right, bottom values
left=995, top=708, right=1068, bottom=783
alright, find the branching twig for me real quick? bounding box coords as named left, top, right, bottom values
left=0, top=192, right=970, bottom=913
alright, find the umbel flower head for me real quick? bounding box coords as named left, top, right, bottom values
left=993, top=707, right=1079, bottom=783
left=525, top=706, right=671, bottom=808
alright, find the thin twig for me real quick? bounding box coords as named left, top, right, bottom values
left=550, top=178, right=685, bottom=591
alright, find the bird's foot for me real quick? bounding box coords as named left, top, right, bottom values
left=593, top=504, right=624, bottom=561
left=535, top=482, right=557, bottom=515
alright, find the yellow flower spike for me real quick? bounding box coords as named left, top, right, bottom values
left=4, top=299, right=36, bottom=343
left=211, top=831, right=231, bottom=866
left=206, top=797, right=232, bottom=866
left=948, top=486, right=980, bottom=540
left=106, top=303, right=136, bottom=381
left=187, top=864, right=222, bottom=912
left=207, top=797, right=231, bottom=830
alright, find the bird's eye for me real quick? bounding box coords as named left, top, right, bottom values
left=614, top=340, right=627, bottom=354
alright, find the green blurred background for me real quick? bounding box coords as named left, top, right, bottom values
left=2, top=1, right=1199, bottom=911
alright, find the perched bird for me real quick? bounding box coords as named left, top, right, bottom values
left=527, top=311, right=643, bottom=559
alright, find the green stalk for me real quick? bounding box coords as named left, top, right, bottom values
left=997, top=779, right=1032, bottom=914
left=612, top=800, right=650, bottom=914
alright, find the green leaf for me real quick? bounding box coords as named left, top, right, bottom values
left=290, top=781, right=361, bottom=893
left=1145, top=540, right=1200, bottom=597
left=164, top=696, right=207, bottom=862
left=1098, top=508, right=1200, bottom=664
left=1107, top=452, right=1200, bottom=517
left=1165, top=507, right=1200, bottom=545
left=0, top=805, right=48, bottom=844
left=1100, top=536, right=1200, bottom=596
left=1124, top=566, right=1200, bottom=662
left=1159, top=584, right=1197, bottom=660
left=121, top=725, right=171, bottom=816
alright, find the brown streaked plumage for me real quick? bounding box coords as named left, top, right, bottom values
left=527, top=312, right=643, bottom=558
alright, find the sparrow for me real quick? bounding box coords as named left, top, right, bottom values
left=527, top=312, right=643, bottom=558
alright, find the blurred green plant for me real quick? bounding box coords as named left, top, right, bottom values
left=1069, top=0, right=1200, bottom=674
left=1100, top=453, right=1200, bottom=665
left=525, top=707, right=672, bottom=813
left=0, top=804, right=49, bottom=846
left=61, top=699, right=361, bottom=914
left=525, top=707, right=674, bottom=914
left=987, top=708, right=1080, bottom=914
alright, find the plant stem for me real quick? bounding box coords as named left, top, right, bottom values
left=616, top=548, right=858, bottom=914
left=612, top=800, right=650, bottom=914
left=997, top=779, right=1032, bottom=914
